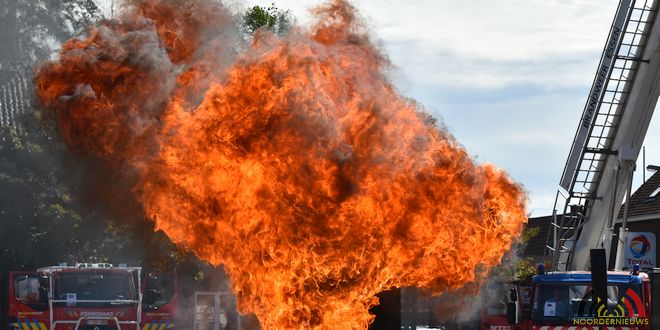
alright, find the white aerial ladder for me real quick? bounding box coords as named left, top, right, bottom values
left=546, top=0, right=660, bottom=271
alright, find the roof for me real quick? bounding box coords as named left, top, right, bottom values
left=37, top=263, right=141, bottom=274
left=618, top=170, right=660, bottom=220
left=522, top=170, right=660, bottom=256
left=522, top=215, right=553, bottom=258
left=532, top=271, right=647, bottom=284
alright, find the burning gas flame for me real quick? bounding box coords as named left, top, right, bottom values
left=35, top=0, right=527, bottom=328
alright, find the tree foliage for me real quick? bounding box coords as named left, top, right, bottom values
left=0, top=126, right=166, bottom=269
left=521, top=226, right=541, bottom=244
left=242, top=3, right=292, bottom=35
left=0, top=0, right=102, bottom=62
left=487, top=225, right=547, bottom=283
left=0, top=0, right=204, bottom=275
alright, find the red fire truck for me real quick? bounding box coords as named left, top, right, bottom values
left=6, top=263, right=177, bottom=330
left=482, top=265, right=659, bottom=330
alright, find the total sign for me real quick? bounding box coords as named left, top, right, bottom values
left=623, top=232, right=656, bottom=269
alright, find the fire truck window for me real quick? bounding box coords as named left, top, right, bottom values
left=607, top=285, right=620, bottom=303
left=14, top=275, right=47, bottom=309
left=143, top=273, right=174, bottom=309
left=531, top=283, right=643, bottom=321
left=482, top=284, right=507, bottom=316
left=55, top=272, right=135, bottom=304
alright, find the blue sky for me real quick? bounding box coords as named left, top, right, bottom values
left=98, top=0, right=660, bottom=216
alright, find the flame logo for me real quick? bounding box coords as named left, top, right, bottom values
left=629, top=235, right=651, bottom=258
left=34, top=0, right=527, bottom=328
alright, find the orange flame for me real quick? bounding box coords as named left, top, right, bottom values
left=35, top=0, right=527, bottom=328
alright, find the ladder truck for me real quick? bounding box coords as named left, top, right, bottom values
left=536, top=0, right=660, bottom=328
left=486, top=0, right=660, bottom=329
left=549, top=0, right=660, bottom=276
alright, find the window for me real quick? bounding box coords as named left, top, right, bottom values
left=54, top=271, right=136, bottom=306
left=15, top=276, right=40, bottom=303
left=143, top=273, right=175, bottom=311
left=531, top=283, right=643, bottom=321
left=13, top=274, right=48, bottom=310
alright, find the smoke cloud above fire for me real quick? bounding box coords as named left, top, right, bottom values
left=35, top=0, right=527, bottom=328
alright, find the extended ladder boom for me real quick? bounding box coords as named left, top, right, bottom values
left=547, top=0, right=660, bottom=271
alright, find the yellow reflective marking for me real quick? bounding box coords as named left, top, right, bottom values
left=29, top=321, right=38, bottom=330
left=20, top=320, right=30, bottom=330
left=39, top=322, right=47, bottom=330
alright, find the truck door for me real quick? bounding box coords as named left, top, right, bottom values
left=142, top=272, right=177, bottom=330
left=8, top=271, right=48, bottom=330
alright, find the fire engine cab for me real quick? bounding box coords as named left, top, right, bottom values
left=526, top=267, right=651, bottom=329
left=7, top=263, right=148, bottom=330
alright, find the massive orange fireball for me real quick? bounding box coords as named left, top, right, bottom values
left=35, top=0, right=527, bottom=328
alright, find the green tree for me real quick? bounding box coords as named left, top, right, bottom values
left=513, top=226, right=544, bottom=282
left=1, top=0, right=103, bottom=271
left=0, top=0, right=201, bottom=274
left=0, top=0, right=101, bottom=62
left=0, top=123, right=200, bottom=272
left=242, top=3, right=292, bottom=35
left=486, top=225, right=547, bottom=283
